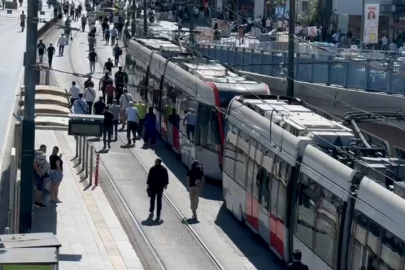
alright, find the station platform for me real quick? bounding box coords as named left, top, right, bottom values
left=33, top=129, right=144, bottom=270
left=38, top=7, right=286, bottom=269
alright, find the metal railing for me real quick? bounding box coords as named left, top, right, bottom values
left=195, top=44, right=405, bottom=94
left=75, top=136, right=99, bottom=187
left=0, top=9, right=54, bottom=20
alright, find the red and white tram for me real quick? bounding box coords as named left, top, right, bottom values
left=125, top=38, right=269, bottom=180
left=223, top=94, right=405, bottom=270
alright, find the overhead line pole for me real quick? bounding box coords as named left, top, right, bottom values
left=189, top=0, right=195, bottom=47
left=19, top=0, right=39, bottom=233
left=143, top=0, right=147, bottom=36
left=286, top=0, right=295, bottom=97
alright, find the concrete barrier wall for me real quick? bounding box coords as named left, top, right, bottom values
left=241, top=71, right=405, bottom=118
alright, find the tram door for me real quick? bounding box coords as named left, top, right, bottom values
left=246, top=139, right=262, bottom=232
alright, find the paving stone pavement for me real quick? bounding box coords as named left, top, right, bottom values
left=33, top=129, right=144, bottom=270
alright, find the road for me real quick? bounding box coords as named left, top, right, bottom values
left=41, top=7, right=287, bottom=270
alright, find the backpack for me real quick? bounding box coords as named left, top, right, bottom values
left=191, top=163, right=204, bottom=186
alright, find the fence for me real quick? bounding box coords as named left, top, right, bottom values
left=195, top=44, right=405, bottom=94
left=0, top=9, right=54, bottom=20
left=75, top=136, right=99, bottom=187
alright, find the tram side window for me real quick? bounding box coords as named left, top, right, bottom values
left=277, top=159, right=291, bottom=222
left=235, top=130, right=250, bottom=188
left=223, top=122, right=238, bottom=179
left=261, top=148, right=275, bottom=211
left=379, top=230, right=402, bottom=270
left=314, top=188, right=342, bottom=266
left=124, top=55, right=134, bottom=86
left=295, top=173, right=318, bottom=248
left=270, top=156, right=280, bottom=218
left=253, top=143, right=265, bottom=205
left=350, top=212, right=369, bottom=270
left=246, top=139, right=257, bottom=194
left=147, top=69, right=160, bottom=107
left=162, top=78, right=176, bottom=119
left=350, top=212, right=405, bottom=270
left=196, top=104, right=222, bottom=152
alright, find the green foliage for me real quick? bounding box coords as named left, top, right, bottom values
left=301, top=0, right=320, bottom=25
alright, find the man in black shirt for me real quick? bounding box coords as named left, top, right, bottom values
left=103, top=106, right=114, bottom=148
left=104, top=58, right=114, bottom=74
left=99, top=72, right=113, bottom=102
left=84, top=75, right=94, bottom=88
left=37, top=40, right=46, bottom=63
left=147, top=158, right=169, bottom=222
left=287, top=250, right=309, bottom=270
left=114, top=66, right=128, bottom=101
left=46, top=43, right=55, bottom=67
left=187, top=160, right=205, bottom=219
left=88, top=48, right=97, bottom=74
left=93, top=96, right=106, bottom=115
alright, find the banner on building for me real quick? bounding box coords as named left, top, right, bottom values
left=363, top=4, right=379, bottom=44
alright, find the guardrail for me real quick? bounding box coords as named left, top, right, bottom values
left=75, top=136, right=99, bottom=187
left=195, top=44, right=405, bottom=94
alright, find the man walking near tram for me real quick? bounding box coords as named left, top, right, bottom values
left=37, top=40, right=46, bottom=64
left=287, top=250, right=310, bottom=270
left=114, top=66, right=128, bottom=102
left=147, top=158, right=169, bottom=222
left=47, top=43, right=55, bottom=67
left=57, top=34, right=67, bottom=56
left=20, top=11, right=26, bottom=32
left=135, top=100, right=146, bottom=138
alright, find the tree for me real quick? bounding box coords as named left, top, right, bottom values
left=301, top=0, right=332, bottom=26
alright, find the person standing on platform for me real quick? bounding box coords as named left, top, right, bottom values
left=287, top=250, right=310, bottom=270
left=93, top=96, right=106, bottom=116
left=112, top=43, right=122, bottom=66
left=105, top=83, right=116, bottom=105
left=119, top=88, right=133, bottom=130
left=47, top=43, right=55, bottom=67
left=147, top=158, right=169, bottom=222
left=144, top=106, right=157, bottom=146
left=187, top=160, right=205, bottom=219
left=84, top=75, right=94, bottom=89
left=83, top=86, right=96, bottom=114
left=72, top=93, right=88, bottom=114
left=99, top=71, right=113, bottom=102
left=109, top=99, right=120, bottom=140
left=57, top=34, right=67, bottom=56
left=49, top=146, right=63, bottom=204
left=135, top=100, right=146, bottom=138
left=183, top=108, right=196, bottom=141
left=125, top=101, right=138, bottom=145
left=37, top=40, right=46, bottom=63
left=69, top=81, right=80, bottom=106
left=104, top=58, right=114, bottom=74
left=114, top=66, right=128, bottom=101
left=102, top=106, right=114, bottom=148
left=88, top=48, right=98, bottom=74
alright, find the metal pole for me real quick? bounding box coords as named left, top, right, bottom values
left=19, top=0, right=39, bottom=233
left=131, top=0, right=136, bottom=37
left=89, top=145, right=94, bottom=186
left=189, top=0, right=195, bottom=47
left=286, top=0, right=295, bottom=97
left=85, top=138, right=89, bottom=179
left=143, top=0, right=147, bottom=36
left=360, top=0, right=365, bottom=49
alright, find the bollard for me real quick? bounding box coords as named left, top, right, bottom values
left=78, top=136, right=82, bottom=163
left=4, top=227, right=10, bottom=234
left=94, top=153, right=100, bottom=186
left=89, top=146, right=94, bottom=186
left=85, top=139, right=89, bottom=179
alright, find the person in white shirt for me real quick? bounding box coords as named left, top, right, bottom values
left=119, top=89, right=133, bottom=129
left=83, top=87, right=96, bottom=114
left=57, top=34, right=67, bottom=56
left=382, top=36, right=388, bottom=50
left=183, top=109, right=196, bottom=141
left=69, top=81, right=80, bottom=106
left=125, top=101, right=139, bottom=145
left=399, top=43, right=405, bottom=54
left=389, top=42, right=398, bottom=52
left=72, top=93, right=88, bottom=114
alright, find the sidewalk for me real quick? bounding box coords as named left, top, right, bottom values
left=33, top=129, right=144, bottom=270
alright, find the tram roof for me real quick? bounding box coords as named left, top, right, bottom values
left=133, top=38, right=262, bottom=85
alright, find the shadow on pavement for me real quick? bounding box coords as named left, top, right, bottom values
left=215, top=204, right=286, bottom=270
left=32, top=195, right=57, bottom=234
left=153, top=140, right=223, bottom=201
